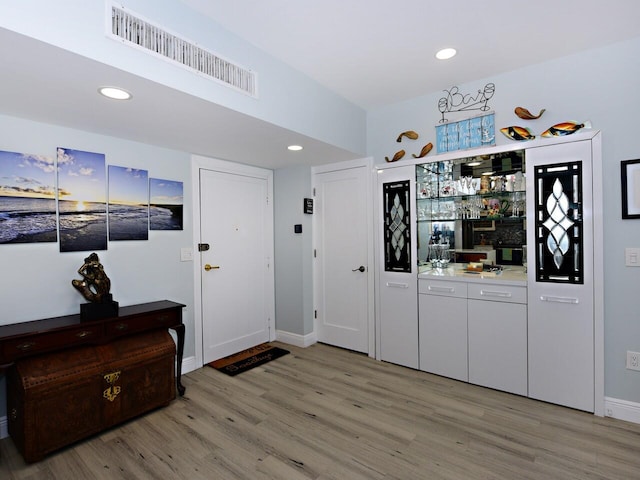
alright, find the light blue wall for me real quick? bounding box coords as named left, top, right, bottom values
left=367, top=36, right=640, bottom=404
left=0, top=0, right=366, bottom=156
left=0, top=113, right=194, bottom=418
left=274, top=166, right=314, bottom=336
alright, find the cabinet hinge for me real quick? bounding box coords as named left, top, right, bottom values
left=314, top=310, right=317, bottom=319
left=314, top=249, right=317, bottom=258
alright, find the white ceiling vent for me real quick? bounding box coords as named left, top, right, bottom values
left=108, top=2, right=257, bottom=97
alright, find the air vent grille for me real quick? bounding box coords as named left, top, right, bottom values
left=109, top=3, right=257, bottom=96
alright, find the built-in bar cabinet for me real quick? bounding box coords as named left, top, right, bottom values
left=376, top=130, right=603, bottom=413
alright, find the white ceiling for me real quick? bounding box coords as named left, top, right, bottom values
left=1, top=1, right=640, bottom=169
left=182, top=0, right=640, bottom=109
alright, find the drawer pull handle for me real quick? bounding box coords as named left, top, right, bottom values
left=76, top=330, right=93, bottom=338
left=16, top=341, right=36, bottom=351
left=428, top=286, right=455, bottom=293
left=115, top=323, right=129, bottom=331
left=540, top=295, right=579, bottom=304
left=480, top=290, right=512, bottom=298
left=386, top=282, right=408, bottom=289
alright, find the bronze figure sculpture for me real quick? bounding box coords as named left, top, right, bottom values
left=72, top=252, right=111, bottom=303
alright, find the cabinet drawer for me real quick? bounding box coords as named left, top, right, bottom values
left=419, top=279, right=467, bottom=298
left=1, top=326, right=101, bottom=362
left=105, top=310, right=179, bottom=337
left=467, top=283, right=526, bottom=304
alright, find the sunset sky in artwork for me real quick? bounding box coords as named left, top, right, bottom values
left=0, top=150, right=55, bottom=198
left=57, top=147, right=106, bottom=203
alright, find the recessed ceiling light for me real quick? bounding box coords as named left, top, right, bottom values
left=287, top=145, right=303, bottom=151
left=466, top=161, right=482, bottom=167
left=436, top=48, right=457, bottom=60
left=98, top=86, right=132, bottom=100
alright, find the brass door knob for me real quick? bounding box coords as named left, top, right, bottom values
left=204, top=264, right=220, bottom=271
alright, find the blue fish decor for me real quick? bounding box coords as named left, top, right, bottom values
left=500, top=126, right=535, bottom=141
left=541, top=120, right=592, bottom=137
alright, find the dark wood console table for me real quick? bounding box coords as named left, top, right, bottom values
left=0, top=300, right=186, bottom=396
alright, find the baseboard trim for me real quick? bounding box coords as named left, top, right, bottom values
left=604, top=396, right=640, bottom=424
left=275, top=329, right=317, bottom=348
left=181, top=355, right=198, bottom=375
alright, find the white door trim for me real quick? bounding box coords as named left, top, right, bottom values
left=191, top=155, right=275, bottom=369
left=312, top=157, right=376, bottom=357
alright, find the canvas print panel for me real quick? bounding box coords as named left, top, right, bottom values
left=0, top=150, right=57, bottom=244
left=57, top=147, right=107, bottom=252
left=149, top=178, right=183, bottom=230
left=108, top=165, right=149, bottom=241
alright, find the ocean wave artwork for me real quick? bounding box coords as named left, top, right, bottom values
left=108, top=165, right=149, bottom=241
left=149, top=178, right=183, bottom=231
left=0, top=150, right=57, bottom=244
left=58, top=147, right=107, bottom=252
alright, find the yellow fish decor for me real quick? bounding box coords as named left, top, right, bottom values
left=541, top=120, right=592, bottom=137
left=514, top=106, right=546, bottom=120
left=500, top=126, right=535, bottom=141
left=385, top=149, right=405, bottom=163
left=396, top=130, right=419, bottom=142
left=412, top=142, right=433, bottom=158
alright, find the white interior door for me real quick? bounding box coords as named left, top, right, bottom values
left=199, top=168, right=272, bottom=363
left=314, top=161, right=372, bottom=353
left=526, top=139, right=595, bottom=412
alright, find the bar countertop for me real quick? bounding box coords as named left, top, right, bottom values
left=418, top=263, right=527, bottom=287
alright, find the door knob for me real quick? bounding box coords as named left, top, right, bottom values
left=352, top=266, right=366, bottom=272
left=204, top=264, right=220, bottom=271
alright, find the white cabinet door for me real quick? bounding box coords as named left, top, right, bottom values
left=526, top=139, right=595, bottom=412
left=377, top=165, right=418, bottom=368
left=468, top=295, right=527, bottom=396
left=419, top=279, right=468, bottom=381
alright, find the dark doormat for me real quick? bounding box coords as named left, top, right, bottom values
left=207, top=343, right=289, bottom=376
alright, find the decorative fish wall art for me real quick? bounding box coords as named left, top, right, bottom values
left=396, top=130, right=419, bottom=142
left=500, top=126, right=535, bottom=141
left=514, top=107, right=545, bottom=120
left=385, top=150, right=405, bottom=163
left=412, top=143, right=433, bottom=159
left=541, top=120, right=592, bottom=137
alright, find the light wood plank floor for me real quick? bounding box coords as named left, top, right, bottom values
left=2, top=342, right=640, bottom=479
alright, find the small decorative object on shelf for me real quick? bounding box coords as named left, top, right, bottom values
left=396, top=130, right=419, bottom=142
left=541, top=120, right=592, bottom=137
left=412, top=142, right=433, bottom=159
left=72, top=252, right=119, bottom=321
left=500, top=126, right=535, bottom=141
left=514, top=106, right=545, bottom=120
left=385, top=149, right=405, bottom=163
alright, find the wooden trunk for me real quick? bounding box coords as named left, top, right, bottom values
left=7, top=329, right=176, bottom=463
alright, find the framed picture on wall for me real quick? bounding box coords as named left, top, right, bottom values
left=621, top=159, right=640, bottom=219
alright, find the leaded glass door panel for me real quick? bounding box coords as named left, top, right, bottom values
left=526, top=140, right=595, bottom=412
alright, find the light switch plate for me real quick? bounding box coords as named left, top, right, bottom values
left=180, top=247, right=194, bottom=262
left=625, top=247, right=640, bottom=267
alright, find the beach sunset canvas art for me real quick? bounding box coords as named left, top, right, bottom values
left=57, top=147, right=107, bottom=252
left=149, top=178, right=183, bottom=230
left=108, top=165, right=149, bottom=241
left=0, top=150, right=57, bottom=244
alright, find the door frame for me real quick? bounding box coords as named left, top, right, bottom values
left=312, top=157, right=376, bottom=357
left=191, top=155, right=275, bottom=368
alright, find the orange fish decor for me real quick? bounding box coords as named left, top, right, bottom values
left=385, top=149, right=405, bottom=163
left=541, top=120, right=592, bottom=137
left=412, top=142, right=433, bottom=159
left=514, top=107, right=545, bottom=120
left=500, top=126, right=535, bottom=141
left=396, top=130, right=419, bottom=142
